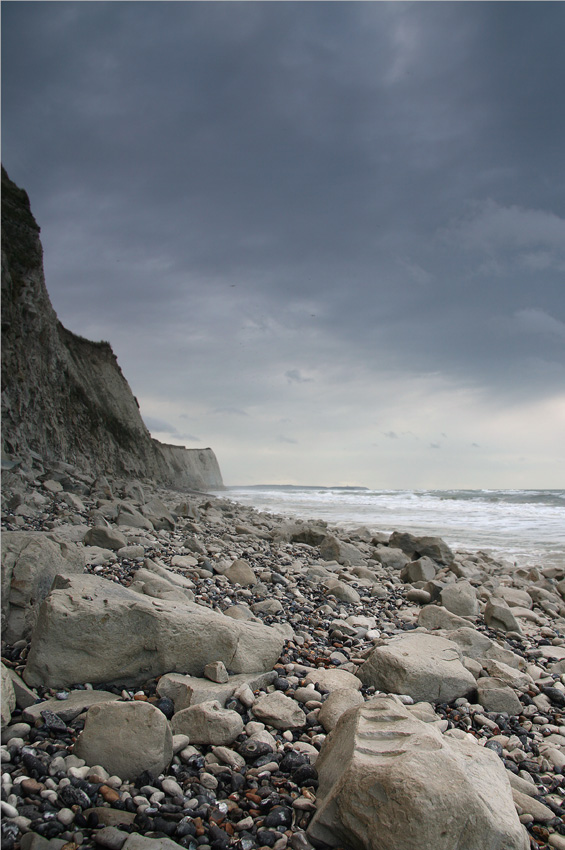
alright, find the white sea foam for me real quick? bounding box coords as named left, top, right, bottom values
left=216, top=486, right=565, bottom=568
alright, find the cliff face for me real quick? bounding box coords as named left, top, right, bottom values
left=1, top=167, right=223, bottom=490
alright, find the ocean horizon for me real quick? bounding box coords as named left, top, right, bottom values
left=214, top=485, right=565, bottom=569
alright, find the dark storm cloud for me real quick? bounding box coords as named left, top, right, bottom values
left=2, top=1, right=564, bottom=476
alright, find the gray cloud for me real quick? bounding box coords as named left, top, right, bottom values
left=2, top=2, right=564, bottom=487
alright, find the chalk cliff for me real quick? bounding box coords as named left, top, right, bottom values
left=1, top=167, right=223, bottom=490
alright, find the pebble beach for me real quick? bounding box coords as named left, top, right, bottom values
left=2, top=464, right=565, bottom=850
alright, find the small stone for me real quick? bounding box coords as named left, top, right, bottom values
left=203, top=662, right=229, bottom=684
left=92, top=826, right=129, bottom=849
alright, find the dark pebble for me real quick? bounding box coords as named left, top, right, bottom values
left=1, top=822, right=19, bottom=850
left=22, top=752, right=48, bottom=778
left=292, top=764, right=318, bottom=786
left=40, top=709, right=68, bottom=733
left=176, top=821, right=197, bottom=838
left=542, top=687, right=565, bottom=708
left=280, top=751, right=308, bottom=773
left=238, top=740, right=274, bottom=761
left=155, top=697, right=175, bottom=719
left=59, top=784, right=92, bottom=809
left=153, top=817, right=177, bottom=835
left=484, top=741, right=504, bottom=758
left=263, top=805, right=293, bottom=828
left=256, top=830, right=277, bottom=847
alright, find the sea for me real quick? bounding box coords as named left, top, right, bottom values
left=214, top=486, right=565, bottom=569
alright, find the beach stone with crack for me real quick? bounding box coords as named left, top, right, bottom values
left=23, top=573, right=284, bottom=688
left=318, top=688, right=365, bottom=732
left=319, top=536, right=366, bottom=566
left=252, top=691, right=307, bottom=729
left=307, top=694, right=529, bottom=850
left=496, top=588, right=533, bottom=609
left=358, top=633, right=477, bottom=704
left=418, top=605, right=472, bottom=631
left=171, top=700, right=244, bottom=744
left=388, top=532, right=454, bottom=565
left=373, top=546, right=410, bottom=571
left=440, top=581, right=479, bottom=617
left=323, top=578, right=361, bottom=604
left=23, top=690, right=120, bottom=724
left=476, top=678, right=524, bottom=716
left=74, top=700, right=173, bottom=780
left=303, top=668, right=362, bottom=693
left=1, top=663, right=16, bottom=728
left=225, top=559, right=258, bottom=586
left=484, top=597, right=522, bottom=633
left=483, top=660, right=532, bottom=691
left=156, top=670, right=276, bottom=712
left=401, top=556, right=438, bottom=583
left=2, top=531, right=85, bottom=642
left=83, top=527, right=128, bottom=551
left=204, top=661, right=229, bottom=683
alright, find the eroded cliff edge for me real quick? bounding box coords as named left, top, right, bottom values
left=1, top=167, right=223, bottom=490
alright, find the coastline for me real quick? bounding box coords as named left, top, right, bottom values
left=2, top=469, right=565, bottom=850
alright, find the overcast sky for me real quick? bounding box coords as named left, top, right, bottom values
left=2, top=2, right=564, bottom=488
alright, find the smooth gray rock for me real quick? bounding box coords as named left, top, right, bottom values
left=401, top=556, right=438, bottom=583
left=318, top=688, right=364, bottom=732
left=358, top=632, right=477, bottom=704
left=323, top=578, right=361, bottom=604
left=252, top=692, right=307, bottom=729
left=156, top=671, right=276, bottom=712
left=224, top=559, right=258, bottom=586
left=372, top=546, right=410, bottom=571
left=484, top=597, right=522, bottom=633
left=319, top=536, right=366, bottom=566
left=308, top=694, right=529, bottom=850
left=476, top=678, right=523, bottom=716
left=74, top=700, right=173, bottom=780
left=303, top=668, right=362, bottom=693
left=171, top=700, right=244, bottom=745
left=418, top=605, right=472, bottom=631
left=83, top=527, right=128, bottom=551
left=440, top=581, right=479, bottom=617
left=1, top=531, right=84, bottom=642
left=122, top=836, right=182, bottom=850
left=23, top=574, right=285, bottom=688
left=388, top=531, right=454, bottom=565
left=23, top=690, right=120, bottom=724
left=1, top=662, right=16, bottom=728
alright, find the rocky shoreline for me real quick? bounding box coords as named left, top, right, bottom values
left=2, top=459, right=565, bottom=850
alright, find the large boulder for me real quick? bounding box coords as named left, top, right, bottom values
left=319, top=536, right=366, bottom=566
left=74, top=700, right=172, bottom=780
left=388, top=531, right=454, bottom=565
left=308, top=695, right=529, bottom=850
left=484, top=597, right=522, bottom=633
left=23, top=574, right=286, bottom=688
left=357, top=632, right=477, bottom=704
left=440, top=581, right=479, bottom=617
left=1, top=531, right=84, bottom=642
